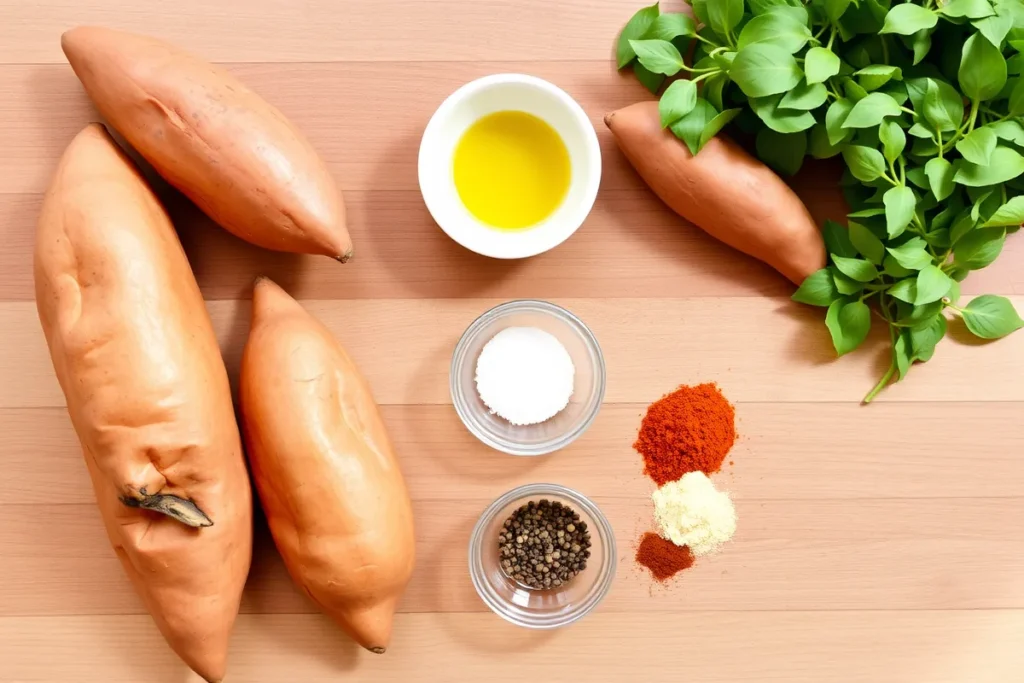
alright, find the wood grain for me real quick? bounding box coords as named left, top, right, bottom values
left=3, top=297, right=1023, bottom=409
left=4, top=611, right=1021, bottom=683
left=2, top=0, right=1023, bottom=680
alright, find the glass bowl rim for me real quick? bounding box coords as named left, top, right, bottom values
left=450, top=299, right=607, bottom=456
left=468, top=482, right=617, bottom=629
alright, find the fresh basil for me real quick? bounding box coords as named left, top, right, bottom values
left=960, top=295, right=1024, bottom=339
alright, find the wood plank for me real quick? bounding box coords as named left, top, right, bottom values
left=4, top=189, right=1021, bottom=302
left=3, top=497, right=1023, bottom=616
left=0, top=0, right=651, bottom=65
left=1, top=611, right=1021, bottom=682
left=4, top=403, right=1023, bottom=506
left=3, top=297, right=1023, bottom=409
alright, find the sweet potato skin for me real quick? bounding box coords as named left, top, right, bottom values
left=34, top=124, right=252, bottom=683
left=605, top=101, right=826, bottom=285
left=240, top=278, right=415, bottom=653
left=61, top=26, right=352, bottom=260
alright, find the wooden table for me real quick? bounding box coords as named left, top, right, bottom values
left=2, top=1, right=1023, bottom=681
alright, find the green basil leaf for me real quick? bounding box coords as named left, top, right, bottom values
left=888, top=278, right=918, bottom=303
left=856, top=65, right=903, bottom=91
left=832, top=255, right=880, bottom=282
left=730, top=44, right=804, bottom=98
left=805, top=47, right=842, bottom=85
left=959, top=33, right=1008, bottom=101
left=825, top=0, right=854, bottom=24
left=1009, top=78, right=1024, bottom=116
left=955, top=127, right=998, bottom=165
left=669, top=98, right=718, bottom=155
left=940, top=0, right=997, bottom=19
left=756, top=128, right=807, bottom=175
left=630, top=39, right=685, bottom=76
left=705, top=73, right=728, bottom=110
left=987, top=119, right=1024, bottom=145
left=951, top=212, right=978, bottom=245
left=879, top=120, right=907, bottom=163
left=824, top=219, right=858, bottom=259
left=881, top=4, right=940, bottom=34
left=708, top=0, right=744, bottom=39
left=910, top=315, right=947, bottom=362
left=809, top=122, right=843, bottom=159
left=894, top=332, right=912, bottom=381
left=954, top=227, right=1006, bottom=269
left=659, top=79, right=698, bottom=127
left=634, top=63, right=666, bottom=93
left=698, top=108, right=742, bottom=148
left=983, top=196, right=1024, bottom=227
left=749, top=0, right=800, bottom=14
left=907, top=123, right=934, bottom=140
left=954, top=146, right=1024, bottom=186
left=961, top=295, right=1024, bottom=339
left=843, top=145, right=887, bottom=182
left=842, top=92, right=903, bottom=128
left=915, top=265, right=954, bottom=305
left=826, top=98, right=855, bottom=145
left=884, top=254, right=916, bottom=278
left=779, top=81, right=829, bottom=110
left=910, top=28, right=934, bottom=65
left=690, top=0, right=710, bottom=26
left=847, top=220, right=886, bottom=264
left=884, top=185, right=917, bottom=238
left=617, top=3, right=661, bottom=68
left=833, top=269, right=865, bottom=295
left=924, top=157, right=956, bottom=201
left=646, top=12, right=697, bottom=41
left=792, top=268, right=839, bottom=306
left=749, top=94, right=817, bottom=133
left=844, top=77, right=870, bottom=102
left=737, top=10, right=812, bottom=53
left=826, top=299, right=872, bottom=356
left=975, top=12, right=1014, bottom=47
left=848, top=207, right=888, bottom=218
left=921, top=78, right=964, bottom=132
left=887, top=237, right=933, bottom=270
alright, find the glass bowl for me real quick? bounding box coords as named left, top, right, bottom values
left=469, top=483, right=616, bottom=629
left=450, top=300, right=605, bottom=456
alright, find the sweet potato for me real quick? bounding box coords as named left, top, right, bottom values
left=34, top=124, right=251, bottom=682
left=605, top=101, right=825, bottom=284
left=239, top=278, right=415, bottom=653
left=61, top=26, right=352, bottom=261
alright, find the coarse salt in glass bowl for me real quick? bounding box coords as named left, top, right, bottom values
left=450, top=299, right=606, bottom=456
left=469, top=483, right=616, bottom=629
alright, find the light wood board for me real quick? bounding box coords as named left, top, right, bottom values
left=1, top=1, right=1022, bottom=681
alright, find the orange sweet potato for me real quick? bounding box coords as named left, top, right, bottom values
left=605, top=101, right=825, bottom=285
left=34, top=124, right=252, bottom=682
left=61, top=26, right=352, bottom=261
left=239, top=278, right=415, bottom=653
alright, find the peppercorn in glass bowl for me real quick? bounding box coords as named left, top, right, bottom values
left=469, top=483, right=616, bottom=629
left=450, top=299, right=606, bottom=456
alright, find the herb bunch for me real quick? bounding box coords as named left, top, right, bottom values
left=617, top=0, right=1024, bottom=401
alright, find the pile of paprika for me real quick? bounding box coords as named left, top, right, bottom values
left=635, top=532, right=694, bottom=581
left=634, top=382, right=736, bottom=486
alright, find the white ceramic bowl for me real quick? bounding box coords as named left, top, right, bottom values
left=418, top=74, right=602, bottom=259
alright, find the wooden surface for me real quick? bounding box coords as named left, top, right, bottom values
left=1, top=1, right=1023, bottom=681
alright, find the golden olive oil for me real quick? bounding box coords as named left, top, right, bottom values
left=452, top=110, right=571, bottom=230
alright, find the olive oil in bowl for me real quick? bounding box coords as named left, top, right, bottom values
left=453, top=111, right=571, bottom=231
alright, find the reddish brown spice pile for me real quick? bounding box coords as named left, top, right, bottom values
left=634, top=383, right=736, bottom=486
left=635, top=532, right=694, bottom=581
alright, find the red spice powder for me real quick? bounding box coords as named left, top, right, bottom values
left=634, top=382, right=736, bottom=486
left=636, top=532, right=694, bottom=581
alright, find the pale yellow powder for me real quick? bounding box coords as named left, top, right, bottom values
left=652, top=471, right=736, bottom=556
